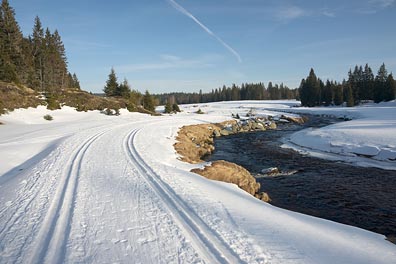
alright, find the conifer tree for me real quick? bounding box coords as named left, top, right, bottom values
left=172, top=103, right=180, bottom=112
left=299, top=69, right=321, bottom=107
left=384, top=73, right=396, bottom=101
left=103, top=67, right=118, bottom=96
left=333, top=83, right=344, bottom=106
left=129, top=89, right=142, bottom=106
left=118, top=78, right=131, bottom=98
left=31, top=16, right=45, bottom=90
left=346, top=84, right=354, bottom=107
left=362, top=64, right=374, bottom=100
left=0, top=0, right=23, bottom=83
left=374, top=63, right=388, bottom=103
left=143, top=90, right=156, bottom=112
left=72, top=73, right=80, bottom=89
left=322, top=80, right=333, bottom=106
left=164, top=101, right=172, bottom=113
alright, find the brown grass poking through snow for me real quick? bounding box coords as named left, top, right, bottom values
left=191, top=160, right=261, bottom=196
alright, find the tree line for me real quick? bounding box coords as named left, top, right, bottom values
left=299, top=64, right=396, bottom=107
left=0, top=0, right=79, bottom=92
left=156, top=82, right=298, bottom=105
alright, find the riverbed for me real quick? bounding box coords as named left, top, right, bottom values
left=205, top=115, right=396, bottom=243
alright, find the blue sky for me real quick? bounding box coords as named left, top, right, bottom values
left=11, top=0, right=396, bottom=93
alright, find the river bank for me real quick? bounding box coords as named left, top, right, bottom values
left=205, top=115, right=396, bottom=243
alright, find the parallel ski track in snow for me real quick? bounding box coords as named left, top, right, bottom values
left=29, top=128, right=110, bottom=264
left=124, top=126, right=244, bottom=264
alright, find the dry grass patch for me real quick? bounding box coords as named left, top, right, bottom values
left=191, top=160, right=261, bottom=196
left=174, top=120, right=237, bottom=163
left=0, top=81, right=42, bottom=114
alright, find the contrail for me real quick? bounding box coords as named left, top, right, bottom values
left=167, top=0, right=242, bottom=63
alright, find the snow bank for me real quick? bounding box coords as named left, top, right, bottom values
left=281, top=101, right=396, bottom=169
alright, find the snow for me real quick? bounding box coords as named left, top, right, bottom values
left=0, top=101, right=395, bottom=263
left=280, top=101, right=396, bottom=170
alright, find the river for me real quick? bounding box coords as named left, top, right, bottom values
left=205, top=115, right=396, bottom=243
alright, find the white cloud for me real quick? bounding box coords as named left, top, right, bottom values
left=276, top=6, right=308, bottom=21
left=321, top=10, right=336, bottom=18
left=115, top=54, right=219, bottom=73
left=369, top=0, right=395, bottom=8
left=357, top=0, right=395, bottom=14
left=167, top=0, right=242, bottom=63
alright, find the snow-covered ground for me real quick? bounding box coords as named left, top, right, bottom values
left=0, top=102, right=395, bottom=263
left=279, top=101, right=396, bottom=170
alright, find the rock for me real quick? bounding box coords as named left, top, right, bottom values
left=231, top=124, right=239, bottom=133
left=213, top=129, right=221, bottom=138
left=241, top=125, right=250, bottom=131
left=261, top=167, right=280, bottom=176
left=281, top=115, right=305, bottom=124
left=220, top=129, right=230, bottom=136
left=252, top=122, right=265, bottom=131
left=255, top=192, right=271, bottom=202
left=191, top=160, right=261, bottom=196
left=267, top=121, right=277, bottom=129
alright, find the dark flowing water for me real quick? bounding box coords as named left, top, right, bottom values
left=205, top=116, right=396, bottom=242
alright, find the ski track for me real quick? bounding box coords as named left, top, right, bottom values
left=124, top=127, right=243, bottom=264
left=63, top=120, right=205, bottom=264
left=29, top=129, right=110, bottom=264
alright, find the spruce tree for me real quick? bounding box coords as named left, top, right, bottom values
left=384, top=73, right=396, bottom=101
left=118, top=78, right=131, bottom=98
left=129, top=89, right=142, bottom=106
left=374, top=63, right=388, bottom=103
left=164, top=101, right=172, bottom=113
left=103, top=67, right=118, bottom=96
left=322, top=80, right=333, bottom=106
left=32, top=16, right=45, bottom=90
left=362, top=64, right=374, bottom=100
left=346, top=84, right=354, bottom=107
left=172, top=103, right=181, bottom=112
left=72, top=73, right=80, bottom=89
left=0, top=0, right=23, bottom=83
left=143, top=90, right=155, bottom=112
left=333, top=83, right=344, bottom=106
left=52, top=30, right=68, bottom=89
left=299, top=69, right=321, bottom=107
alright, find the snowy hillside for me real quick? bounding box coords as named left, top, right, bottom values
left=1, top=101, right=395, bottom=264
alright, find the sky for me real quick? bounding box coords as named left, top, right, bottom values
left=11, top=0, right=396, bottom=94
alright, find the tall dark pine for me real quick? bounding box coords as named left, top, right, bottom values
left=333, top=83, right=344, bottom=106
left=143, top=90, right=155, bottom=112
left=118, top=78, right=131, bottom=98
left=32, top=16, right=45, bottom=90
left=52, top=30, right=68, bottom=89
left=103, top=68, right=118, bottom=96
left=345, top=83, right=354, bottom=107
left=384, top=74, right=396, bottom=101
left=322, top=80, right=333, bottom=106
left=299, top=68, right=321, bottom=107
left=362, top=64, right=374, bottom=100
left=374, top=63, right=388, bottom=103
left=0, top=0, right=23, bottom=83
left=72, top=73, right=80, bottom=89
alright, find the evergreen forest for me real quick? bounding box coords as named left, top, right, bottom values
left=0, top=0, right=79, bottom=93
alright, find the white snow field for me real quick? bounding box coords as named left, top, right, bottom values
left=279, top=100, right=396, bottom=170
left=0, top=102, right=395, bottom=264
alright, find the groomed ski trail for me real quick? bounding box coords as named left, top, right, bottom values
left=124, top=127, right=243, bottom=264
left=30, top=129, right=109, bottom=264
